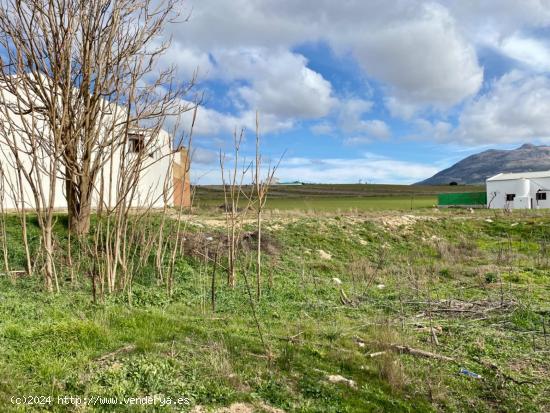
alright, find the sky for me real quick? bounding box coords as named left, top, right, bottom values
left=160, top=0, right=550, bottom=184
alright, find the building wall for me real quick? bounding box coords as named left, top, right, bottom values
left=487, top=177, right=550, bottom=209
left=0, top=130, right=177, bottom=210
left=0, top=85, right=182, bottom=211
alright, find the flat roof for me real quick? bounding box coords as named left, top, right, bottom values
left=487, top=170, right=550, bottom=181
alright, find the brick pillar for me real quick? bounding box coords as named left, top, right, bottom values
left=173, top=148, right=191, bottom=207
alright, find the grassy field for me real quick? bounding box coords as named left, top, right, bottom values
left=0, top=204, right=548, bottom=412
left=193, top=184, right=484, bottom=211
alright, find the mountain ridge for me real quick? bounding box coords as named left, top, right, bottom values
left=416, top=144, right=550, bottom=185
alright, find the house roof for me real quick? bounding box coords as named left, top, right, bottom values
left=487, top=170, right=550, bottom=181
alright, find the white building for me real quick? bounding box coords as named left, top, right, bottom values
left=486, top=171, right=550, bottom=209
left=0, top=77, right=190, bottom=211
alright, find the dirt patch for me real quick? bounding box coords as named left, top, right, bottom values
left=317, top=249, right=332, bottom=260
left=326, top=374, right=357, bottom=388
left=191, top=403, right=285, bottom=413
left=377, top=214, right=437, bottom=231
left=166, top=211, right=256, bottom=229
left=181, top=231, right=281, bottom=260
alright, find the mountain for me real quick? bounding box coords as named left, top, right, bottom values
left=416, top=144, right=550, bottom=185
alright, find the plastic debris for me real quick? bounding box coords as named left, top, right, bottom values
left=459, top=368, right=482, bottom=379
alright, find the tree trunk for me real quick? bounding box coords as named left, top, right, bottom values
left=43, top=225, right=55, bottom=293
left=256, top=209, right=262, bottom=300
left=66, top=178, right=92, bottom=235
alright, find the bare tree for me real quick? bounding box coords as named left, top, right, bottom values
left=0, top=74, right=64, bottom=291
left=220, top=128, right=254, bottom=288
left=253, top=112, right=282, bottom=300
left=0, top=0, right=192, bottom=235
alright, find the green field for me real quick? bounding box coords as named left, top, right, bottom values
left=0, top=206, right=548, bottom=412
left=194, top=183, right=485, bottom=211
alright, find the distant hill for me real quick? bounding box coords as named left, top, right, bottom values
left=416, top=144, right=550, bottom=185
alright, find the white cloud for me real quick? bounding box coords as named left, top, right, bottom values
left=346, top=3, right=483, bottom=113
left=452, top=71, right=550, bottom=144
left=310, top=121, right=334, bottom=135
left=177, top=101, right=293, bottom=138
left=163, top=0, right=550, bottom=155
left=273, top=155, right=439, bottom=184
left=191, top=153, right=439, bottom=184
left=173, top=0, right=317, bottom=50
left=338, top=98, right=374, bottom=130
left=414, top=119, right=453, bottom=141
left=385, top=96, right=421, bottom=120
left=160, top=43, right=214, bottom=79
left=168, top=0, right=484, bottom=119
left=344, top=136, right=372, bottom=146
left=220, top=49, right=336, bottom=119
left=170, top=49, right=336, bottom=136
left=336, top=98, right=390, bottom=139
left=445, top=0, right=550, bottom=37
left=498, top=34, right=550, bottom=72
left=191, top=147, right=218, bottom=164
left=360, top=120, right=391, bottom=139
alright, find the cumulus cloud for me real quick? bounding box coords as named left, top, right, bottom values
left=309, top=97, right=390, bottom=141
left=161, top=0, right=550, bottom=172
left=160, top=43, right=214, bottom=79
left=167, top=0, right=485, bottom=120
left=452, top=71, right=550, bottom=144
left=169, top=48, right=336, bottom=137
left=446, top=1, right=550, bottom=77
left=445, top=0, right=550, bottom=37
left=497, top=34, right=550, bottom=72
left=217, top=49, right=336, bottom=119
left=176, top=100, right=293, bottom=139
left=346, top=3, right=482, bottom=113
left=410, top=70, right=550, bottom=145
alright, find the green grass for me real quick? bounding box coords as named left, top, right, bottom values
left=196, top=195, right=437, bottom=211
left=193, top=183, right=483, bottom=211
left=0, top=209, right=548, bottom=412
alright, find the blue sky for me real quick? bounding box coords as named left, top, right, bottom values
left=161, top=0, right=550, bottom=184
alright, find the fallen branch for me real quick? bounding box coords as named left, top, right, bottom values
left=430, top=308, right=481, bottom=314
left=390, top=344, right=455, bottom=362
left=431, top=328, right=440, bottom=346
left=359, top=337, right=455, bottom=362
left=340, top=288, right=354, bottom=306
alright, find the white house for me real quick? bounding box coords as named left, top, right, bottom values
left=0, top=77, right=190, bottom=211
left=486, top=171, right=550, bottom=209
